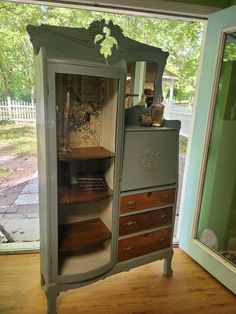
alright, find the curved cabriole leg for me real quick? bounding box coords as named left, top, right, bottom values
left=40, top=273, right=45, bottom=287
left=163, top=249, right=173, bottom=276
left=45, top=283, right=59, bottom=314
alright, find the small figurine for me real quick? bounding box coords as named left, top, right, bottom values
left=151, top=95, right=165, bottom=127
left=139, top=113, right=153, bottom=127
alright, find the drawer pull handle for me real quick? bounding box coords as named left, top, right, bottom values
left=159, top=214, right=168, bottom=221
left=160, top=194, right=171, bottom=202
left=157, top=237, right=166, bottom=243
left=124, top=245, right=135, bottom=252
left=126, top=200, right=137, bottom=209
left=123, top=220, right=136, bottom=229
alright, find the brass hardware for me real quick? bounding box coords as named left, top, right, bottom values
left=160, top=194, right=171, bottom=202
left=126, top=200, right=137, bottom=209
left=147, top=192, right=152, bottom=197
left=158, top=237, right=165, bottom=243
left=123, top=220, right=136, bottom=229
left=124, top=245, right=135, bottom=252
left=159, top=214, right=168, bottom=220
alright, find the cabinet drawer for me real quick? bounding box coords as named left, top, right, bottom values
left=120, top=188, right=175, bottom=214
left=119, top=207, right=172, bottom=236
left=118, top=228, right=171, bottom=262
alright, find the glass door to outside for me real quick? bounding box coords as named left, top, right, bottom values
left=179, top=5, right=236, bottom=294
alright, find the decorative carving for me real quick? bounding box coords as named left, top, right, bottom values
left=27, top=19, right=169, bottom=102
left=27, top=19, right=122, bottom=59
left=94, top=26, right=118, bottom=58
left=138, top=147, right=160, bottom=176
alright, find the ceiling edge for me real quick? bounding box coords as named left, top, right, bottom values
left=6, top=0, right=223, bottom=20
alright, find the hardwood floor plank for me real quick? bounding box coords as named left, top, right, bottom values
left=0, top=249, right=235, bottom=313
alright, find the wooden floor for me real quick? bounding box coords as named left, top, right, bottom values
left=0, top=248, right=235, bottom=314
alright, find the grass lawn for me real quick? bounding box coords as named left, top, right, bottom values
left=0, top=123, right=37, bottom=181
left=0, top=123, right=37, bottom=157
left=0, top=168, right=13, bottom=180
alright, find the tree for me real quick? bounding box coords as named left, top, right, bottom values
left=0, top=2, right=203, bottom=101
left=0, top=3, right=45, bottom=100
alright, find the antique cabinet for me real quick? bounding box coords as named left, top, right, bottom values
left=119, top=112, right=180, bottom=264
left=27, top=20, right=180, bottom=314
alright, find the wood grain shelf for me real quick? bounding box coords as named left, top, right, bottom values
left=59, top=147, right=114, bottom=161
left=58, top=184, right=113, bottom=204
left=59, top=218, right=111, bottom=253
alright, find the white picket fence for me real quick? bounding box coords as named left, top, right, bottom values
left=164, top=103, right=192, bottom=138
left=0, top=99, right=193, bottom=137
left=0, top=98, right=36, bottom=123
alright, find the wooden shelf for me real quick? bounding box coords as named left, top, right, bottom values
left=59, top=218, right=111, bottom=253
left=58, top=184, right=113, bottom=204
left=59, top=147, right=114, bottom=161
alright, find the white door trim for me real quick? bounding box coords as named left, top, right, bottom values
left=179, top=5, right=236, bottom=294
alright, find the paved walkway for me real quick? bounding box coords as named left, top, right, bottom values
left=0, top=155, right=39, bottom=243
left=0, top=153, right=186, bottom=244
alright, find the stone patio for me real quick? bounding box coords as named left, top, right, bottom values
left=0, top=155, right=39, bottom=243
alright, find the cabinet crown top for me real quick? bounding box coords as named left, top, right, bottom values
left=27, top=20, right=169, bottom=66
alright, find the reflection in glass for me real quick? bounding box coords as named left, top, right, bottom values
left=197, top=32, right=236, bottom=267
left=125, top=62, right=158, bottom=108
left=55, top=73, right=118, bottom=277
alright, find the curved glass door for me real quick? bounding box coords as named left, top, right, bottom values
left=55, top=72, right=118, bottom=279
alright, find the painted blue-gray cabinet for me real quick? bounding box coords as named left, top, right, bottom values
left=121, top=127, right=179, bottom=191
left=27, top=20, right=179, bottom=314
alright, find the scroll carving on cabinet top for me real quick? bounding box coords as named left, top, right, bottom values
left=27, top=20, right=169, bottom=103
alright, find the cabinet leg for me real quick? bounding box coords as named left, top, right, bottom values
left=40, top=273, right=45, bottom=287
left=45, top=284, right=59, bottom=314
left=163, top=249, right=173, bottom=277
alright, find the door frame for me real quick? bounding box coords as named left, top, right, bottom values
left=179, top=5, right=236, bottom=294
left=0, top=0, right=205, bottom=254
left=7, top=0, right=221, bottom=20
left=3, top=3, right=236, bottom=295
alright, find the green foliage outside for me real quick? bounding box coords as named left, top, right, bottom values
left=0, top=123, right=37, bottom=156
left=0, top=122, right=37, bottom=181
left=0, top=119, right=15, bottom=126
left=179, top=135, right=188, bottom=154
left=0, top=167, right=13, bottom=181
left=0, top=2, right=203, bottom=102
left=224, top=33, right=236, bottom=61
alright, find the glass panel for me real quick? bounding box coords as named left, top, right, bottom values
left=125, top=62, right=157, bottom=108
left=55, top=73, right=118, bottom=276
left=197, top=32, right=236, bottom=267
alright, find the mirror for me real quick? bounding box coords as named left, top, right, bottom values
left=196, top=32, right=236, bottom=267
left=125, top=62, right=159, bottom=108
